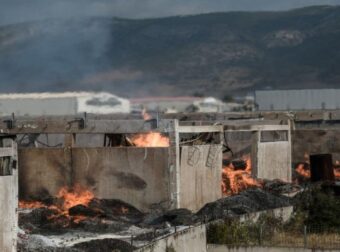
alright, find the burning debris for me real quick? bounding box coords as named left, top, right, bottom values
left=18, top=180, right=296, bottom=251
left=18, top=184, right=183, bottom=251
left=19, top=185, right=144, bottom=233
left=131, top=132, right=169, bottom=147
left=222, top=156, right=262, bottom=196
left=294, top=153, right=340, bottom=182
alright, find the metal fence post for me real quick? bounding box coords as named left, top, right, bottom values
left=259, top=225, right=263, bottom=246
left=304, top=225, right=307, bottom=248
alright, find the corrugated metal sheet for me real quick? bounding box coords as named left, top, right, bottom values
left=255, top=89, right=340, bottom=111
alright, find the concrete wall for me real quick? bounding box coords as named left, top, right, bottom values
left=252, top=130, right=292, bottom=182
left=0, top=174, right=18, bottom=252
left=180, top=145, right=222, bottom=212
left=207, top=245, right=337, bottom=252
left=237, top=206, right=293, bottom=224
left=136, top=225, right=207, bottom=252
left=19, top=147, right=171, bottom=212
left=255, top=141, right=292, bottom=182
left=19, top=148, right=72, bottom=199
left=292, top=130, right=340, bottom=163
left=0, top=140, right=18, bottom=252
left=72, top=148, right=170, bottom=211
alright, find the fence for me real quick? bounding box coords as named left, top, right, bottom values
left=207, top=223, right=340, bottom=250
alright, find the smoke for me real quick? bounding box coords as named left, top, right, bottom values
left=1, top=0, right=340, bottom=96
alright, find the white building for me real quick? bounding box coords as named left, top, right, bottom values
left=130, top=96, right=230, bottom=113
left=0, top=92, right=130, bottom=116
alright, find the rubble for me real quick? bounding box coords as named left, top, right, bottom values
left=263, top=179, right=302, bottom=195
left=18, top=187, right=296, bottom=251
left=196, top=189, right=292, bottom=221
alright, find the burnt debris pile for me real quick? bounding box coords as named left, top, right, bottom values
left=197, top=189, right=292, bottom=221
left=19, top=198, right=143, bottom=234
left=18, top=188, right=295, bottom=251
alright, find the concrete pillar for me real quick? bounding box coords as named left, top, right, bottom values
left=0, top=136, right=18, bottom=252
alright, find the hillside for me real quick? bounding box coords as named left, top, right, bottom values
left=1, top=5, right=340, bottom=97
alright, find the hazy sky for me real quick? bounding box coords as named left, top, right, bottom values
left=1, top=0, right=340, bottom=25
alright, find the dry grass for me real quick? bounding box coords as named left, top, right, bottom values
left=265, top=231, right=340, bottom=249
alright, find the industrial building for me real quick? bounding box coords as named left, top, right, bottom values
left=255, top=89, right=340, bottom=111
left=130, top=96, right=230, bottom=113
left=0, top=92, right=130, bottom=116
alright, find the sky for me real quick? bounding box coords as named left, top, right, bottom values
left=1, top=0, right=340, bottom=25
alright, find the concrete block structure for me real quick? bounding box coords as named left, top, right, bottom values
left=222, top=122, right=292, bottom=182
left=182, top=120, right=292, bottom=182
left=251, top=124, right=292, bottom=182
left=1, top=118, right=223, bottom=212
left=0, top=136, right=18, bottom=252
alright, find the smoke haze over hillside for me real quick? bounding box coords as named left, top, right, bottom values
left=1, top=0, right=340, bottom=25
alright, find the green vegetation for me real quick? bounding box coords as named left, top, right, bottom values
left=207, top=187, right=340, bottom=249
left=293, top=185, right=340, bottom=231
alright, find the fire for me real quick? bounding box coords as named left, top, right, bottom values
left=295, top=163, right=311, bottom=178
left=131, top=132, right=169, bottom=147
left=222, top=156, right=262, bottom=196
left=56, top=184, right=94, bottom=211
left=19, top=201, right=46, bottom=209
left=19, top=185, right=95, bottom=226
left=294, top=153, right=340, bottom=180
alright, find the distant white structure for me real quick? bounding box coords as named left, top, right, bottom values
left=0, top=92, right=130, bottom=116
left=192, top=97, right=226, bottom=113
left=130, top=96, right=232, bottom=113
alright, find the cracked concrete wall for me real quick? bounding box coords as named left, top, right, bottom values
left=19, top=147, right=170, bottom=212
left=180, top=145, right=222, bottom=212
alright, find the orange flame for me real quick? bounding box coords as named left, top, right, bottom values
left=222, top=156, right=262, bottom=196
left=19, top=201, right=46, bottom=209
left=294, top=153, right=340, bottom=180
left=57, top=184, right=94, bottom=212
left=295, top=163, right=311, bottom=178
left=131, top=132, right=169, bottom=147
left=19, top=185, right=95, bottom=225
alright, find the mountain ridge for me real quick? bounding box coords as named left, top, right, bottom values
left=1, top=5, right=340, bottom=97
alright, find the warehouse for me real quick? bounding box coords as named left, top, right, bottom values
left=255, top=89, right=340, bottom=111
left=0, top=92, right=130, bottom=116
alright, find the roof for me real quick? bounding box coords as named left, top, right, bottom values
left=130, top=96, right=203, bottom=104
left=0, top=92, right=123, bottom=100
